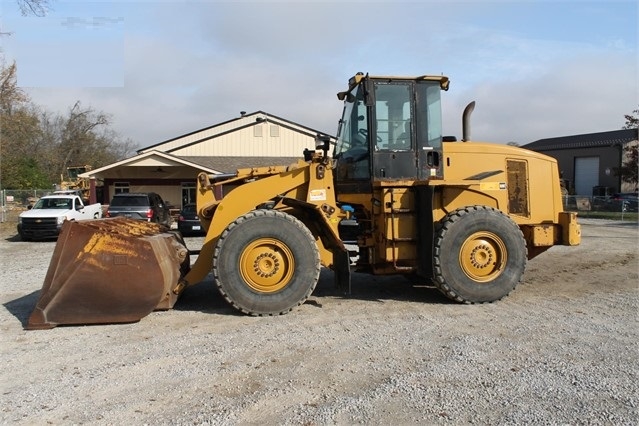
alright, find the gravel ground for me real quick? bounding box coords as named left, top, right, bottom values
left=0, top=218, right=637, bottom=425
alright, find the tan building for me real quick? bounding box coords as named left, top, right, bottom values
left=81, top=111, right=335, bottom=208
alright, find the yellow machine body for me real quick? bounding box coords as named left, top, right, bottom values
left=26, top=74, right=580, bottom=328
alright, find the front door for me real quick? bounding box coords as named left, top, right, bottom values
left=371, top=82, right=417, bottom=180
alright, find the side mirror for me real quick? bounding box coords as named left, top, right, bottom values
left=303, top=148, right=314, bottom=162
left=315, top=134, right=331, bottom=158
left=337, top=92, right=355, bottom=103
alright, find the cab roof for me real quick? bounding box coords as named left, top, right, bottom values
left=351, top=73, right=448, bottom=86
left=338, top=73, right=450, bottom=100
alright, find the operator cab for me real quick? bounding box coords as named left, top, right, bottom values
left=333, top=73, right=448, bottom=193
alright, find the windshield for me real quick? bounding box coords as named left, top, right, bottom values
left=181, top=204, right=196, bottom=214
left=67, top=167, right=86, bottom=179
left=333, top=84, right=371, bottom=180
left=111, top=195, right=148, bottom=207
left=334, top=86, right=368, bottom=157
left=32, top=198, right=72, bottom=209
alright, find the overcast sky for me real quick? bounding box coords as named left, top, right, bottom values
left=1, top=0, right=637, bottom=150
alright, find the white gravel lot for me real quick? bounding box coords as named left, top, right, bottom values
left=0, top=218, right=637, bottom=425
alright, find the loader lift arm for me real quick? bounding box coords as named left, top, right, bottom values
left=178, top=150, right=349, bottom=300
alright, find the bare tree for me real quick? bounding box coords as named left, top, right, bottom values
left=623, top=107, right=638, bottom=130
left=1, top=1, right=51, bottom=35
left=1, top=60, right=136, bottom=189
left=615, top=107, right=639, bottom=188
left=58, top=101, right=110, bottom=175
left=17, top=0, right=50, bottom=17
left=0, top=61, right=28, bottom=112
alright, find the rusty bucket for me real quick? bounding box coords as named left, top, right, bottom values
left=27, top=217, right=190, bottom=330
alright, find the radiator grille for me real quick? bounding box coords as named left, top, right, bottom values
left=21, top=217, right=58, bottom=228
left=507, top=160, right=529, bottom=217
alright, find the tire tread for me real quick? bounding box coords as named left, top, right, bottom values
left=433, top=205, right=527, bottom=303
left=213, top=209, right=320, bottom=316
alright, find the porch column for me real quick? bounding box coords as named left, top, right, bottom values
left=89, top=177, right=97, bottom=204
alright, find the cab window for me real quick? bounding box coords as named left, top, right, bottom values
left=374, top=83, right=412, bottom=151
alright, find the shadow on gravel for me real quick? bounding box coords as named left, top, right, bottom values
left=3, top=233, right=59, bottom=243
left=3, top=290, right=40, bottom=327
left=174, top=280, right=240, bottom=315
left=314, top=268, right=452, bottom=305
left=5, top=271, right=451, bottom=327
left=173, top=268, right=451, bottom=316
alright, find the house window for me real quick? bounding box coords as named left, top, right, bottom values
left=254, top=125, right=263, bottom=137
left=114, top=182, right=129, bottom=194
left=181, top=182, right=196, bottom=207
left=270, top=124, right=280, bottom=137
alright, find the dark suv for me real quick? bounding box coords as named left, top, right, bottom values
left=177, top=203, right=205, bottom=236
left=106, top=192, right=171, bottom=226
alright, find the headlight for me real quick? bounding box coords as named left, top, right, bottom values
left=57, top=216, right=66, bottom=225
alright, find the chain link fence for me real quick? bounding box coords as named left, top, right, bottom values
left=1, top=189, right=54, bottom=223
left=563, top=195, right=638, bottom=219
left=2, top=189, right=637, bottom=224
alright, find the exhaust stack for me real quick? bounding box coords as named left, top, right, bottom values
left=462, top=101, right=476, bottom=142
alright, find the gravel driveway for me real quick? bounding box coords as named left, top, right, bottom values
left=0, top=218, right=637, bottom=425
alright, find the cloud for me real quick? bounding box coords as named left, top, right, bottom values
left=449, top=51, right=637, bottom=144
left=19, top=0, right=637, bottom=150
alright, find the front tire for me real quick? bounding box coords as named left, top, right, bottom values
left=213, top=209, right=320, bottom=315
left=433, top=206, right=527, bottom=303
left=18, top=228, right=30, bottom=241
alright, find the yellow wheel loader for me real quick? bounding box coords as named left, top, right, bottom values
left=27, top=73, right=580, bottom=329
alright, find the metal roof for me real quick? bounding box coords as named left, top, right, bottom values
left=179, top=156, right=301, bottom=173
left=522, top=129, right=638, bottom=151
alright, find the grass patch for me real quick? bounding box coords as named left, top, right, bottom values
left=569, top=210, right=638, bottom=221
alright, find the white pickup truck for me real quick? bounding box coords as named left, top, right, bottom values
left=18, top=192, right=103, bottom=241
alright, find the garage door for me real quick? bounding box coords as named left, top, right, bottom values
left=574, top=157, right=599, bottom=196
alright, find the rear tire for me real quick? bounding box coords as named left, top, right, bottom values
left=433, top=206, right=527, bottom=303
left=213, top=209, right=320, bottom=315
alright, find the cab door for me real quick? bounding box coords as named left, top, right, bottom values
left=370, top=82, right=417, bottom=180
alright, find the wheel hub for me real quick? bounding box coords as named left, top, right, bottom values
left=240, top=238, right=294, bottom=293
left=469, top=244, right=493, bottom=269
left=253, top=252, right=280, bottom=278
left=459, top=232, right=507, bottom=282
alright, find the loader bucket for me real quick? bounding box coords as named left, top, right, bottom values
left=26, top=217, right=190, bottom=330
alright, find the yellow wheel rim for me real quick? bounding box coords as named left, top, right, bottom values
left=459, top=231, right=507, bottom=282
left=239, top=238, right=295, bottom=293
